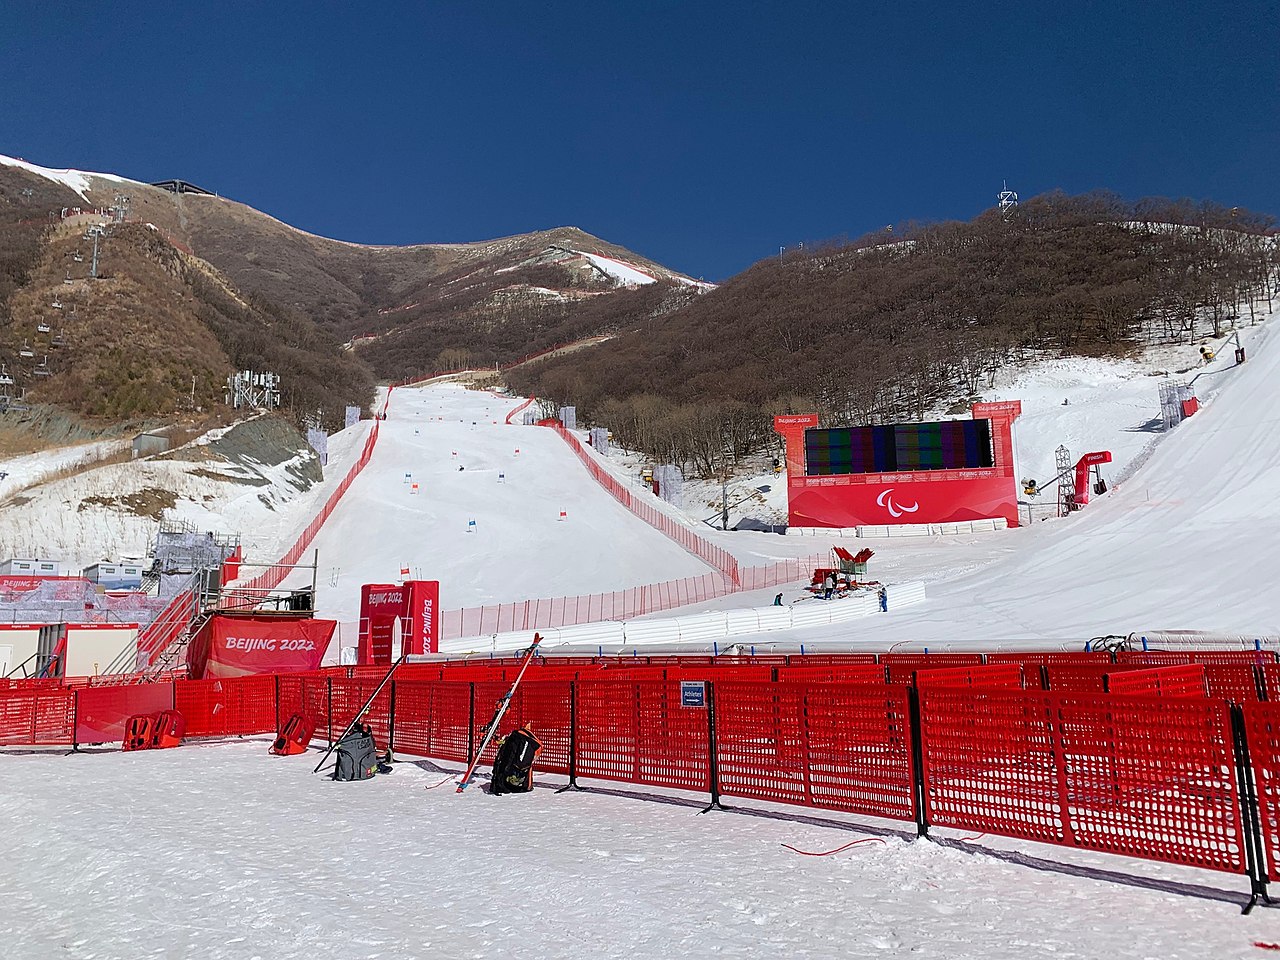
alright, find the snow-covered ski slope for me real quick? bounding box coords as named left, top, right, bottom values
left=286, top=384, right=715, bottom=621
left=1, top=738, right=1271, bottom=960
left=802, top=321, right=1280, bottom=645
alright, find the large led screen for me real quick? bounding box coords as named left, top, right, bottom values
left=804, top=419, right=994, bottom=476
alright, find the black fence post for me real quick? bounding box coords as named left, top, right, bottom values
left=699, top=681, right=725, bottom=814
left=1229, top=703, right=1275, bottom=914
left=388, top=679, right=397, bottom=758
left=557, top=681, right=581, bottom=793
left=907, top=685, right=929, bottom=838
left=70, top=689, right=80, bottom=753
left=1254, top=664, right=1268, bottom=703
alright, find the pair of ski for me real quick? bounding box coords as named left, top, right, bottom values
left=310, top=633, right=541, bottom=791
left=455, top=633, right=542, bottom=793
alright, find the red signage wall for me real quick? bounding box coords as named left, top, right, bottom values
left=358, top=580, right=439, bottom=665
left=186, top=614, right=336, bottom=679
left=775, top=403, right=1022, bottom=529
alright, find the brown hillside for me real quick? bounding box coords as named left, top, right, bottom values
left=0, top=163, right=708, bottom=383
left=509, top=192, right=1279, bottom=474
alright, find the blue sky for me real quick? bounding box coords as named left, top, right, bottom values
left=2, top=2, right=1277, bottom=280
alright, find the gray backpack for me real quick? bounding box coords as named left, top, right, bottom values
left=333, top=730, right=379, bottom=782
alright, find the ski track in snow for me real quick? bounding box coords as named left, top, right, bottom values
left=0, top=739, right=1270, bottom=960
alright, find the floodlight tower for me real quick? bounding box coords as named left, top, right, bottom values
left=998, top=181, right=1019, bottom=220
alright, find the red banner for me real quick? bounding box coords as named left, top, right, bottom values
left=189, top=614, right=335, bottom=679
left=787, top=473, right=1020, bottom=527
left=0, top=575, right=87, bottom=594
left=405, top=580, right=440, bottom=655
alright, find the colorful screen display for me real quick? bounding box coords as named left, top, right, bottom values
left=804, top=419, right=994, bottom=476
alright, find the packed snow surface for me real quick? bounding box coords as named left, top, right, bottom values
left=576, top=250, right=658, bottom=286
left=0, top=739, right=1271, bottom=960
left=279, top=385, right=715, bottom=620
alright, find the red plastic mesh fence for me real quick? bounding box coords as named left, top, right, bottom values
left=781, top=653, right=880, bottom=665
left=1105, top=665, right=1207, bottom=698
left=714, top=681, right=915, bottom=820
left=1118, top=651, right=1278, bottom=665
left=882, top=653, right=983, bottom=684
left=574, top=680, right=710, bottom=791
left=1045, top=664, right=1139, bottom=692
left=391, top=680, right=472, bottom=763
left=915, top=664, right=1025, bottom=690
left=174, top=676, right=277, bottom=737
left=548, top=423, right=739, bottom=581
left=0, top=688, right=75, bottom=745
left=467, top=680, right=573, bottom=775
left=920, top=689, right=1246, bottom=873
left=277, top=674, right=332, bottom=739
left=984, top=651, right=1113, bottom=666
left=774, top=663, right=887, bottom=684
left=664, top=665, right=776, bottom=684
left=1242, top=702, right=1280, bottom=879
left=329, top=678, right=392, bottom=747
left=1263, top=665, right=1280, bottom=702
left=1115, top=654, right=1265, bottom=702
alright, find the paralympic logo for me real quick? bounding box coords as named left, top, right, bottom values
left=876, top=488, right=920, bottom=518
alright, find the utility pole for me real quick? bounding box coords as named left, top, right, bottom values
left=191, top=375, right=197, bottom=409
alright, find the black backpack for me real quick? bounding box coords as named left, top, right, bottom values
left=491, top=728, right=542, bottom=794
left=333, top=730, right=379, bottom=782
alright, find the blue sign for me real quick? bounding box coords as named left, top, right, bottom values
left=680, top=681, right=706, bottom=708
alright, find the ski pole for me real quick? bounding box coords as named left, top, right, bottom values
left=312, top=651, right=407, bottom=774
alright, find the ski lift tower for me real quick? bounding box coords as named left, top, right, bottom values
left=998, top=181, right=1019, bottom=220
left=110, top=193, right=132, bottom=225
left=86, top=225, right=106, bottom=279
left=1055, top=444, right=1075, bottom=516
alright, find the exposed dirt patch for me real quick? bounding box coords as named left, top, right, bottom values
left=161, top=414, right=321, bottom=487
left=188, top=466, right=269, bottom=487
left=77, top=487, right=178, bottom=519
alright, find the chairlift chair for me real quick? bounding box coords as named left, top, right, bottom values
left=33, top=357, right=51, bottom=377
left=50, top=298, right=63, bottom=310
left=50, top=331, right=66, bottom=348
left=73, top=252, right=84, bottom=263
left=18, top=341, right=34, bottom=358
left=36, top=321, right=51, bottom=334
left=0, top=364, right=13, bottom=386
